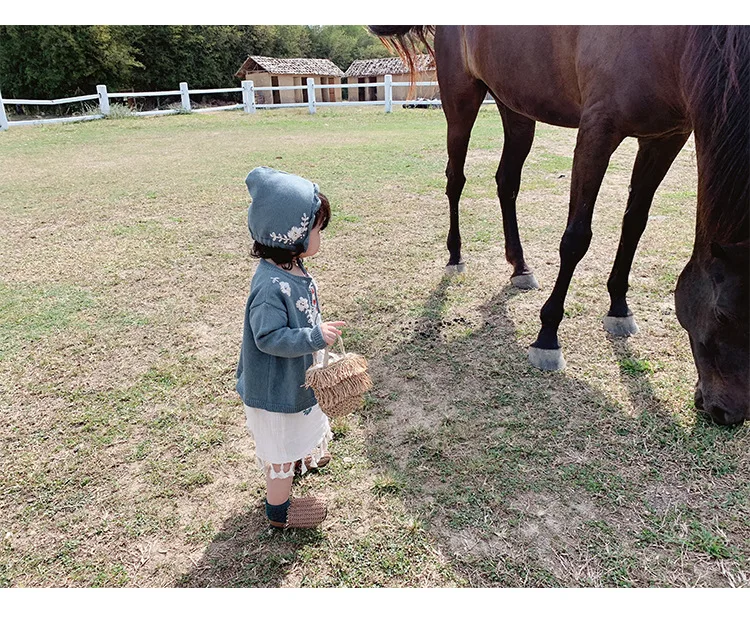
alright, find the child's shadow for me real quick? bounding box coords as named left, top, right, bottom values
left=176, top=487, right=325, bottom=587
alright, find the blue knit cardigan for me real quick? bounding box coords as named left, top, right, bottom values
left=236, top=259, right=326, bottom=413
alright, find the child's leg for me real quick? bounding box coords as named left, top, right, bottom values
left=264, top=462, right=327, bottom=529
left=266, top=463, right=294, bottom=505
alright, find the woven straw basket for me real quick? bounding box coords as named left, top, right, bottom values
left=304, top=338, right=372, bottom=418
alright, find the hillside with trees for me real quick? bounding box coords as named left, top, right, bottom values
left=0, top=25, right=393, bottom=99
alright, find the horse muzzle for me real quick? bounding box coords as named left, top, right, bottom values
left=695, top=385, right=748, bottom=426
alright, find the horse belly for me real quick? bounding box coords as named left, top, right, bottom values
left=574, top=26, right=690, bottom=136
left=461, top=26, right=690, bottom=135
left=463, top=26, right=583, bottom=127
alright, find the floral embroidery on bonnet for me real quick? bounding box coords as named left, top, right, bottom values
left=269, top=214, right=310, bottom=246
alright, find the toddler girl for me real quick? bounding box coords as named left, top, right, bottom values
left=236, top=167, right=345, bottom=529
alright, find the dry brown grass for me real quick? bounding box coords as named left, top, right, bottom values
left=0, top=107, right=747, bottom=588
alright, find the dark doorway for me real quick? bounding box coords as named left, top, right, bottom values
left=368, top=76, right=378, bottom=101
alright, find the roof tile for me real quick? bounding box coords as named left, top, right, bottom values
left=238, top=55, right=345, bottom=77
left=344, top=55, right=435, bottom=77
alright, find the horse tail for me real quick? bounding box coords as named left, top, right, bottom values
left=683, top=26, right=750, bottom=244
left=367, top=26, right=435, bottom=97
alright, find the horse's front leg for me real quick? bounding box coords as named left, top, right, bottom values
left=529, top=114, right=625, bottom=371
left=443, top=84, right=487, bottom=275
left=445, top=129, right=468, bottom=274
left=604, top=132, right=690, bottom=335
left=497, top=107, right=538, bottom=289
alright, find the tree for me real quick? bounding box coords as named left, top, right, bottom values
left=0, top=25, right=140, bottom=99
left=121, top=26, right=243, bottom=90
left=0, top=25, right=400, bottom=98
left=308, top=25, right=390, bottom=71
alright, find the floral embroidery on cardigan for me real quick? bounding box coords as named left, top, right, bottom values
left=271, top=271, right=320, bottom=326
left=295, top=296, right=319, bottom=326
left=271, top=277, right=291, bottom=297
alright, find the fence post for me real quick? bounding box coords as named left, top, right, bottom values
left=242, top=80, right=256, bottom=114
left=96, top=84, right=110, bottom=116
left=0, top=88, right=8, bottom=131
left=179, top=82, right=191, bottom=112
left=384, top=74, right=393, bottom=113
left=306, top=78, right=316, bottom=115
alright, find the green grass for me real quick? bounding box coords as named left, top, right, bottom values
left=638, top=506, right=738, bottom=560
left=0, top=282, right=94, bottom=359
left=0, top=107, right=747, bottom=588
left=619, top=357, right=654, bottom=375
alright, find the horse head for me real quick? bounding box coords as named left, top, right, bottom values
left=675, top=240, right=749, bottom=425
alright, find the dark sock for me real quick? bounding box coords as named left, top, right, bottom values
left=265, top=499, right=290, bottom=524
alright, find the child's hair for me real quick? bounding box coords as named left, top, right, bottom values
left=251, top=192, right=331, bottom=270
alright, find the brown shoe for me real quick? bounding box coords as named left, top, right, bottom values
left=294, top=452, right=332, bottom=474
left=269, top=496, right=327, bottom=529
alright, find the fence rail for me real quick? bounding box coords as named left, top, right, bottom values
left=0, top=76, right=495, bottom=131
left=4, top=94, right=100, bottom=106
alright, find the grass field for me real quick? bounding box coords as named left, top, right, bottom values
left=1, top=107, right=748, bottom=588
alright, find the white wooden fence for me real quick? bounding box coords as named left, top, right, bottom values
left=0, top=75, right=494, bottom=131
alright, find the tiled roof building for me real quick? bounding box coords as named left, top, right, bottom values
left=343, top=55, right=437, bottom=102
left=234, top=55, right=344, bottom=105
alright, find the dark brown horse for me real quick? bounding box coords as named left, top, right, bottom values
left=369, top=26, right=749, bottom=425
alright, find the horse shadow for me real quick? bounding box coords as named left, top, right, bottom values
left=355, top=272, right=745, bottom=586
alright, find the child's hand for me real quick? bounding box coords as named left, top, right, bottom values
left=321, top=321, right=347, bottom=346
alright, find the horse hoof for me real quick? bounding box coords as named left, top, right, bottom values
left=445, top=262, right=466, bottom=276
left=510, top=272, right=539, bottom=290
left=528, top=346, right=566, bottom=371
left=603, top=315, right=639, bottom=337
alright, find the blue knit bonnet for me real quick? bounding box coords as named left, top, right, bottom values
left=246, top=167, right=321, bottom=252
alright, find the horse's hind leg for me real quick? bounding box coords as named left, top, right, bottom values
left=604, top=132, right=690, bottom=335
left=529, top=114, right=625, bottom=371
left=497, top=107, right=538, bottom=289
left=443, top=81, right=488, bottom=274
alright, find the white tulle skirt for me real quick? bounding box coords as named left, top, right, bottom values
left=244, top=403, right=332, bottom=480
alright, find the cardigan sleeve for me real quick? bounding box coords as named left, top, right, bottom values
left=249, top=297, right=326, bottom=358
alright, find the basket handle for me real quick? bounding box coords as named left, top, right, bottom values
left=321, top=336, right=346, bottom=368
